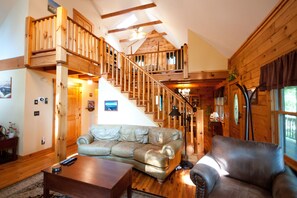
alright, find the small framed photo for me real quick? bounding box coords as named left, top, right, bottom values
left=48, top=0, right=60, bottom=14
left=0, top=77, right=12, bottom=99
left=87, top=100, right=95, bottom=111
left=104, top=100, right=118, bottom=111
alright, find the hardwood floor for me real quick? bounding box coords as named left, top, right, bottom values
left=0, top=144, right=197, bottom=197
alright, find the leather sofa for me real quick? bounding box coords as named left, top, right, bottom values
left=190, top=135, right=297, bottom=198
left=77, top=124, right=183, bottom=183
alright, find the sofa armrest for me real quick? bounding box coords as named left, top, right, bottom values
left=77, top=133, right=94, bottom=145
left=273, top=166, right=297, bottom=198
left=161, top=139, right=183, bottom=159
left=190, top=153, right=220, bottom=197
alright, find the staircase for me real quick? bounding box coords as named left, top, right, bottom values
left=102, top=42, right=195, bottom=131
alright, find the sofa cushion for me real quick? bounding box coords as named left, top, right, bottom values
left=111, top=142, right=143, bottom=158
left=118, top=126, right=136, bottom=141
left=135, top=128, right=149, bottom=143
left=134, top=144, right=168, bottom=168
left=149, top=127, right=181, bottom=145
left=211, top=136, right=284, bottom=190
left=90, top=125, right=121, bottom=141
left=78, top=140, right=119, bottom=156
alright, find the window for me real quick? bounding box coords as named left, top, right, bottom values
left=135, top=55, right=144, bottom=66
left=272, top=86, right=297, bottom=161
left=215, top=97, right=224, bottom=121
left=166, top=52, right=176, bottom=65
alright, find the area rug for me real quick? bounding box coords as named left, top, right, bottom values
left=0, top=173, right=164, bottom=198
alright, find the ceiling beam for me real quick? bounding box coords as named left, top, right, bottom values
left=108, top=20, right=162, bottom=34
left=119, top=32, right=167, bottom=43
left=101, top=3, right=156, bottom=19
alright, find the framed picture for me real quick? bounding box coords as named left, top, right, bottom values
left=48, top=0, right=60, bottom=14
left=87, top=100, right=95, bottom=111
left=104, top=100, right=118, bottom=111
left=0, top=77, right=12, bottom=98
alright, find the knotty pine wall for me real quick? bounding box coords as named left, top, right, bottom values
left=135, top=30, right=177, bottom=53
left=227, top=0, right=297, bottom=143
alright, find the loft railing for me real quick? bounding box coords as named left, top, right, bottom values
left=24, top=7, right=195, bottom=134
left=285, top=115, right=297, bottom=143
left=25, top=14, right=103, bottom=66
left=127, top=48, right=185, bottom=74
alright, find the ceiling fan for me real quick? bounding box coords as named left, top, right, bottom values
left=129, top=27, right=146, bottom=41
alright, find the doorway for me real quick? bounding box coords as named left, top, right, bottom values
left=67, top=83, right=82, bottom=146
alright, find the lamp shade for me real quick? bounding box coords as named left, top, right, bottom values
left=169, top=106, right=181, bottom=117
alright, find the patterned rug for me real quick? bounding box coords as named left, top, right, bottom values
left=0, top=173, right=163, bottom=198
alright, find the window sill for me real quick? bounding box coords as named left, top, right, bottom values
left=284, top=155, right=297, bottom=172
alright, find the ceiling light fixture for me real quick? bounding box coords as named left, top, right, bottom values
left=87, top=79, right=93, bottom=85
left=129, top=27, right=146, bottom=41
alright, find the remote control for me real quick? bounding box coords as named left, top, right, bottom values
left=60, top=157, right=77, bottom=165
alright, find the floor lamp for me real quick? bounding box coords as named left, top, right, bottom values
left=169, top=89, right=197, bottom=169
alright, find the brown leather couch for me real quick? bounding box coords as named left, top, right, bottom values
left=190, top=136, right=297, bottom=198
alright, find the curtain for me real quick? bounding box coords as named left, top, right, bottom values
left=259, top=49, right=297, bottom=91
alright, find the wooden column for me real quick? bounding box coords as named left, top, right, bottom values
left=183, top=43, right=189, bottom=79
left=24, top=17, right=34, bottom=66
left=55, top=64, right=68, bottom=161
left=56, top=7, right=67, bottom=63
left=55, top=7, right=68, bottom=161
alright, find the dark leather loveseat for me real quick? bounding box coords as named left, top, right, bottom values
left=190, top=136, right=297, bottom=198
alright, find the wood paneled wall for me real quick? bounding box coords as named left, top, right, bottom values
left=191, top=87, right=214, bottom=152
left=135, top=30, right=176, bottom=53
left=228, top=0, right=297, bottom=142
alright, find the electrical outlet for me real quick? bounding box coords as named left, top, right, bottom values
left=41, top=137, right=45, bottom=145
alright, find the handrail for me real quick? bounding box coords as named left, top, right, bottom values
left=127, top=49, right=180, bottom=56
left=104, top=40, right=195, bottom=131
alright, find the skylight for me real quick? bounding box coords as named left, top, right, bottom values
left=116, top=14, right=137, bottom=29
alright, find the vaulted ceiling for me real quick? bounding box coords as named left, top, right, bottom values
left=0, top=0, right=280, bottom=59
left=93, top=0, right=279, bottom=58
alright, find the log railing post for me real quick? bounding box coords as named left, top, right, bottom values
left=183, top=43, right=189, bottom=79
left=99, top=38, right=103, bottom=74
left=25, top=17, right=34, bottom=66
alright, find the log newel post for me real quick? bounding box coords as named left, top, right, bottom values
left=56, top=7, right=67, bottom=63
left=183, top=43, right=189, bottom=79
left=25, top=17, right=34, bottom=66
left=99, top=37, right=105, bottom=75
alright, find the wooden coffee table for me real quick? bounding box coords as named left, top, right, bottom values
left=42, top=155, right=133, bottom=198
